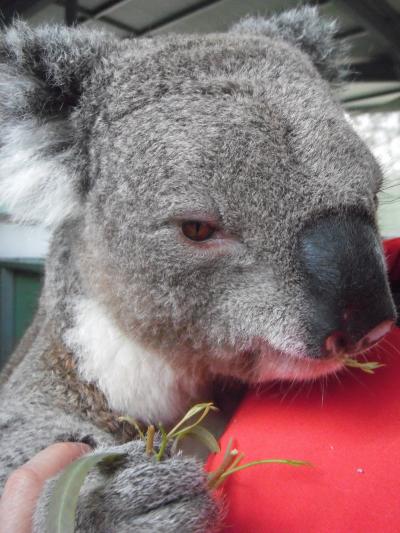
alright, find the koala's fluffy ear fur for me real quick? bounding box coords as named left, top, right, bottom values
left=231, top=6, right=346, bottom=83
left=0, top=22, right=118, bottom=226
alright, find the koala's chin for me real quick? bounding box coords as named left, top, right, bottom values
left=255, top=350, right=346, bottom=382
left=212, top=342, right=345, bottom=385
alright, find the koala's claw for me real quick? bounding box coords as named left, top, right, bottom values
left=54, top=432, right=98, bottom=448
left=34, top=440, right=221, bottom=533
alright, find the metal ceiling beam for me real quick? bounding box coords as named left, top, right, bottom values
left=62, top=1, right=224, bottom=36
left=64, top=0, right=226, bottom=35
left=336, top=0, right=400, bottom=62
left=87, top=0, right=226, bottom=35
left=350, top=57, right=400, bottom=83
left=335, top=27, right=365, bottom=40
left=90, top=0, right=134, bottom=20
left=55, top=0, right=138, bottom=34
left=80, top=10, right=137, bottom=34
left=138, top=0, right=226, bottom=35
left=93, top=16, right=136, bottom=34
left=59, top=0, right=226, bottom=36
left=342, top=87, right=400, bottom=104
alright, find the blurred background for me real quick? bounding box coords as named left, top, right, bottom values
left=1, top=0, right=400, bottom=364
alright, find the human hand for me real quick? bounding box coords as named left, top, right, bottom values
left=0, top=442, right=91, bottom=533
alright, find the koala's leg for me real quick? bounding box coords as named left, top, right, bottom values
left=33, top=440, right=222, bottom=533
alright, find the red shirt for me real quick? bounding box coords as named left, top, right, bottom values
left=207, top=238, right=400, bottom=532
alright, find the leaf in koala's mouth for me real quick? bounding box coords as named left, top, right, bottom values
left=343, top=357, right=385, bottom=374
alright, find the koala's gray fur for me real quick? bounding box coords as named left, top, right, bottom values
left=0, top=6, right=391, bottom=531
left=231, top=8, right=347, bottom=82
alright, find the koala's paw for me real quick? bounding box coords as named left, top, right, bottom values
left=34, top=440, right=222, bottom=533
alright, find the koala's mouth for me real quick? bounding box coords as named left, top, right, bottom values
left=253, top=343, right=386, bottom=383
left=234, top=324, right=392, bottom=383
left=267, top=327, right=391, bottom=382
left=212, top=332, right=386, bottom=384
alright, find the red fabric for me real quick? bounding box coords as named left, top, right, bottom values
left=384, top=237, right=400, bottom=282
left=207, top=238, right=400, bottom=533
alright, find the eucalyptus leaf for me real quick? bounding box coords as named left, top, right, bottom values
left=207, top=438, right=235, bottom=488
left=46, top=451, right=126, bottom=533
left=220, top=458, right=310, bottom=480
left=222, top=437, right=234, bottom=462
left=155, top=424, right=168, bottom=461
left=184, top=425, right=221, bottom=453
left=167, top=402, right=217, bottom=438
left=117, top=416, right=145, bottom=439
left=344, top=357, right=385, bottom=374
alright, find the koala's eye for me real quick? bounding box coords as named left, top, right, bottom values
left=181, top=220, right=215, bottom=241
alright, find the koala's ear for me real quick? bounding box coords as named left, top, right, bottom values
left=0, top=22, right=119, bottom=226
left=230, top=6, right=346, bottom=83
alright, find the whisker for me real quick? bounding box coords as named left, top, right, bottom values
left=279, top=377, right=298, bottom=403
left=380, top=337, right=400, bottom=359
left=373, top=342, right=391, bottom=360
left=332, top=368, right=343, bottom=387
left=342, top=365, right=370, bottom=391
left=319, top=376, right=326, bottom=407
left=288, top=379, right=307, bottom=404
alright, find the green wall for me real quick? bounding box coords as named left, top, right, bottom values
left=0, top=260, right=43, bottom=369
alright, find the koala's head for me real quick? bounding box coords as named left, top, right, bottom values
left=0, top=7, right=396, bottom=386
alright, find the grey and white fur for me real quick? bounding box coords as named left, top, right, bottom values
left=0, top=6, right=395, bottom=531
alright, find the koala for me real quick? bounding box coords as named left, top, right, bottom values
left=0, top=6, right=396, bottom=531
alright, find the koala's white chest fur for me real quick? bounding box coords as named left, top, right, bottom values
left=64, top=298, right=203, bottom=424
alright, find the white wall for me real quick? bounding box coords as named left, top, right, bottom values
left=352, top=112, right=400, bottom=239
left=0, top=222, right=49, bottom=259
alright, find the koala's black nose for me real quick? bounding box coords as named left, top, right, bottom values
left=299, top=215, right=396, bottom=358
